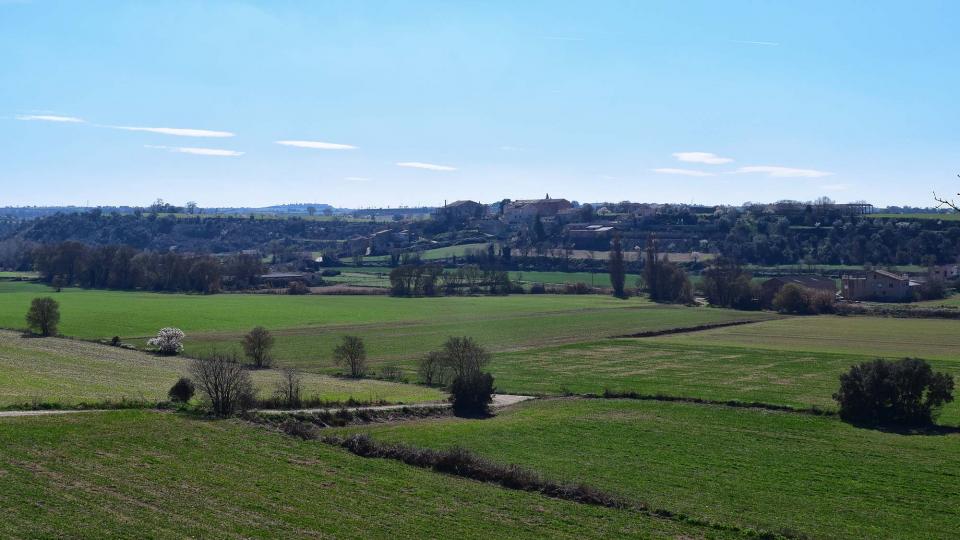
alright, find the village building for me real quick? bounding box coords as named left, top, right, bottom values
left=760, top=275, right=837, bottom=307
left=437, top=200, right=485, bottom=222
left=503, top=196, right=572, bottom=223
left=841, top=269, right=913, bottom=302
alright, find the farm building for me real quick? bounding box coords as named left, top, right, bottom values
left=760, top=275, right=836, bottom=307
left=841, top=269, right=912, bottom=301
left=437, top=200, right=485, bottom=222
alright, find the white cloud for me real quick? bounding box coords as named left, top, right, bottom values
left=734, top=165, right=834, bottom=178
left=344, top=176, right=371, bottom=182
left=145, top=145, right=244, bottom=157
left=730, top=40, right=780, bottom=46
left=396, top=161, right=457, bottom=172
left=16, top=114, right=85, bottom=123
left=276, top=140, right=356, bottom=150
left=672, top=151, right=733, bottom=165
left=114, top=126, right=234, bottom=137
left=652, top=168, right=716, bottom=177
left=821, top=183, right=850, bottom=191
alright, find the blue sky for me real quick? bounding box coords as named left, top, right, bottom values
left=1, top=0, right=958, bottom=208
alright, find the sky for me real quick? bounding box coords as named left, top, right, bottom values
left=1, top=0, right=958, bottom=209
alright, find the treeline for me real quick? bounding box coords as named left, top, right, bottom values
left=389, top=264, right=515, bottom=297
left=31, top=242, right=263, bottom=293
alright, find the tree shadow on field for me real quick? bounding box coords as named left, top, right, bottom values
left=846, top=420, right=960, bottom=437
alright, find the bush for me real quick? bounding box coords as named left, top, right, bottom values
left=772, top=284, right=835, bottom=315
left=379, top=365, right=404, bottom=381
left=148, top=327, right=185, bottom=355
left=563, top=282, right=592, bottom=295
left=833, top=358, right=954, bottom=427
left=168, top=377, right=195, bottom=403
left=333, top=335, right=367, bottom=377
left=188, top=352, right=255, bottom=416
left=287, top=281, right=310, bottom=295
left=450, top=372, right=495, bottom=416
left=242, top=326, right=275, bottom=368
left=25, top=296, right=60, bottom=337
left=915, top=278, right=947, bottom=301
left=529, top=282, right=546, bottom=294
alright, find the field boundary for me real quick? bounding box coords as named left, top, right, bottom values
left=612, top=318, right=770, bottom=339
left=581, top=392, right=835, bottom=417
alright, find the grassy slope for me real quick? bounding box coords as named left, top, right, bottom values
left=490, top=339, right=960, bottom=424
left=0, top=281, right=773, bottom=372
left=0, top=411, right=728, bottom=539
left=352, top=399, right=960, bottom=540
left=0, top=330, right=442, bottom=407
left=652, top=315, right=960, bottom=360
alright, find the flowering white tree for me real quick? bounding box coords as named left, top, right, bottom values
left=148, top=327, right=185, bottom=355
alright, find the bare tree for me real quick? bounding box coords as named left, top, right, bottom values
left=609, top=234, right=627, bottom=298
left=333, top=335, right=368, bottom=377
left=274, top=368, right=303, bottom=409
left=440, top=336, right=490, bottom=380
left=417, top=350, right=448, bottom=386
left=189, top=353, right=255, bottom=416
left=242, top=326, right=275, bottom=368
left=934, top=175, right=960, bottom=212
left=25, top=297, right=60, bottom=337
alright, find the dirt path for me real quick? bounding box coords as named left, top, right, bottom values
left=255, top=394, right=535, bottom=416
left=0, top=394, right=537, bottom=419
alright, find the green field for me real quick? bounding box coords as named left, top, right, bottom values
left=870, top=212, right=960, bottom=221
left=350, top=398, right=960, bottom=539
left=651, top=316, right=960, bottom=360
left=509, top=270, right=641, bottom=288
left=0, top=330, right=442, bottom=407
left=0, top=411, right=726, bottom=539
left=0, top=281, right=774, bottom=374
left=489, top=338, right=960, bottom=424
left=0, top=272, right=38, bottom=279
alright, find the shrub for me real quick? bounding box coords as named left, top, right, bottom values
left=333, top=335, right=368, bottom=377
left=273, top=367, right=303, bottom=409
left=563, top=282, right=592, bottom=295
left=168, top=377, right=195, bottom=403
left=188, top=352, right=255, bottom=416
left=148, top=327, right=185, bottom=355
left=450, top=371, right=495, bottom=416
left=529, top=282, right=546, bottom=294
left=772, top=284, right=835, bottom=315
left=287, top=281, right=310, bottom=295
left=417, top=350, right=448, bottom=386
left=241, top=326, right=275, bottom=368
left=110, top=336, right=121, bottom=346
left=379, top=364, right=404, bottom=381
left=915, top=278, right=947, bottom=301
left=25, top=296, right=60, bottom=337
left=833, top=358, right=954, bottom=427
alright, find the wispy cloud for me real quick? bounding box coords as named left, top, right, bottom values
left=114, top=126, right=234, bottom=138
left=672, top=151, right=733, bottom=165
left=652, top=168, right=715, bottom=177
left=276, top=140, right=357, bottom=150
left=821, top=183, right=850, bottom=191
left=344, top=176, right=371, bottom=182
left=396, top=162, right=457, bottom=172
left=729, top=40, right=780, bottom=47
left=145, top=145, right=244, bottom=157
left=16, top=114, right=85, bottom=123
left=734, top=165, right=833, bottom=178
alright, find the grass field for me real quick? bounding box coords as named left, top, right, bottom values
left=489, top=339, right=960, bottom=425
left=508, top=270, right=640, bottom=288
left=0, top=281, right=774, bottom=373
left=0, top=330, right=443, bottom=407
left=0, top=271, right=38, bottom=279
left=350, top=398, right=960, bottom=539
left=870, top=212, right=960, bottom=221
left=651, top=315, right=960, bottom=360
left=0, top=411, right=726, bottom=539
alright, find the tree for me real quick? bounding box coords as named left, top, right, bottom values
left=241, top=326, right=275, bottom=368
left=701, top=258, right=758, bottom=310
left=333, top=335, right=367, bottom=377
left=25, top=296, right=60, bottom=337
left=439, top=336, right=490, bottom=380
left=450, top=371, right=495, bottom=416
left=417, top=350, right=447, bottom=386
left=641, top=237, right=693, bottom=304
left=168, top=377, right=195, bottom=404
left=148, top=327, right=185, bottom=355
left=189, top=352, right=255, bottom=416
left=274, top=367, right=303, bottom=409
left=833, top=358, right=954, bottom=427
left=307, top=206, right=317, bottom=217
left=185, top=201, right=198, bottom=214
left=608, top=234, right=627, bottom=298
left=933, top=174, right=960, bottom=211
